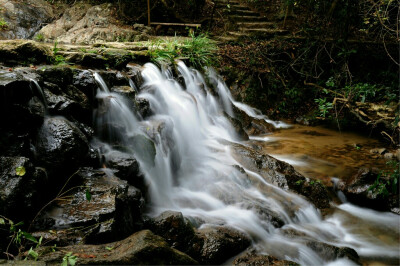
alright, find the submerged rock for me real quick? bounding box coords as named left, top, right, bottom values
left=231, top=143, right=330, bottom=209
left=33, top=167, right=145, bottom=244
left=36, top=230, right=197, bottom=265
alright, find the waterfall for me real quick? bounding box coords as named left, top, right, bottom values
left=29, top=79, right=48, bottom=113
left=93, top=62, right=399, bottom=265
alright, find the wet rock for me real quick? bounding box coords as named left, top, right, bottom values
left=33, top=167, right=145, bottom=244
left=72, top=69, right=97, bottom=103
left=369, top=148, right=387, bottom=155
left=37, top=230, right=197, bottom=265
left=35, top=117, right=89, bottom=172
left=38, top=3, right=151, bottom=44
left=226, top=114, right=249, bottom=140
left=247, top=118, right=276, bottom=135
left=40, top=67, right=73, bottom=88
left=0, top=157, right=47, bottom=221
left=304, top=241, right=360, bottom=264
left=43, top=84, right=91, bottom=123
left=0, top=40, right=51, bottom=65
left=135, top=97, right=151, bottom=118
left=147, top=211, right=197, bottom=253
left=196, top=225, right=251, bottom=264
left=105, top=150, right=141, bottom=184
left=233, top=250, right=299, bottom=266
left=127, top=63, right=144, bottom=88
left=128, top=134, right=157, bottom=168
left=383, top=152, right=395, bottom=160
left=337, top=167, right=398, bottom=212
left=0, top=0, right=54, bottom=40
left=111, top=85, right=136, bottom=101
left=231, top=143, right=330, bottom=209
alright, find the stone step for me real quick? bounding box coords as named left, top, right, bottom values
left=224, top=9, right=260, bottom=16
left=237, top=22, right=275, bottom=28
left=216, top=4, right=251, bottom=10
left=239, top=28, right=289, bottom=35
left=215, top=0, right=241, bottom=4
left=230, top=15, right=269, bottom=22
left=226, top=31, right=247, bottom=37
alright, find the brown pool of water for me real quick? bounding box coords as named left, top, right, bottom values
left=248, top=124, right=391, bottom=186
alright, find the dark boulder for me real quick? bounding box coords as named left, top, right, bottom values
left=32, top=167, right=145, bottom=245
left=336, top=167, right=399, bottom=213
left=146, top=211, right=251, bottom=264
left=39, top=67, right=73, bottom=88
left=36, top=230, right=198, bottom=265
left=135, top=97, right=151, bottom=118
left=105, top=150, right=142, bottom=186
left=0, top=157, right=47, bottom=221
left=225, top=113, right=249, bottom=141
left=72, top=69, right=98, bottom=103
left=147, top=211, right=198, bottom=253
left=35, top=117, right=89, bottom=172
left=196, top=225, right=252, bottom=264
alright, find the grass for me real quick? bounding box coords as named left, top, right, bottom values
left=0, top=18, right=8, bottom=30
left=147, top=32, right=218, bottom=69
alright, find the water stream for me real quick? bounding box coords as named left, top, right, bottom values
left=93, top=62, right=399, bottom=265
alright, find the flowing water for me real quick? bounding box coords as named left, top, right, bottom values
left=93, top=62, right=400, bottom=265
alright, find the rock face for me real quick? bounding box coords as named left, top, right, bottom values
left=0, top=0, right=54, bottom=39
left=37, top=230, right=198, bottom=265
left=38, top=3, right=152, bottom=44
left=231, top=143, right=330, bottom=209
left=33, top=167, right=145, bottom=244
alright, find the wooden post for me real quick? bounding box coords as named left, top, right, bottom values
left=147, top=0, right=151, bottom=26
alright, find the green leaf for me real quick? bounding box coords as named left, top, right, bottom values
left=61, top=260, right=68, bottom=266
left=28, top=247, right=39, bottom=260
left=105, top=246, right=114, bottom=251
left=85, top=189, right=91, bottom=202
left=68, top=256, right=77, bottom=266
left=22, top=231, right=38, bottom=243
left=16, top=166, right=26, bottom=176
left=0, top=218, right=5, bottom=225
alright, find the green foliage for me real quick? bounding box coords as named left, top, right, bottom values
left=62, top=252, right=77, bottom=266
left=35, top=34, right=44, bottom=42
left=50, top=40, right=66, bottom=65
left=147, top=32, right=218, bottom=69
left=314, top=98, right=333, bottom=118
left=85, top=189, right=91, bottom=202
left=369, top=160, right=399, bottom=197
left=0, top=18, right=8, bottom=30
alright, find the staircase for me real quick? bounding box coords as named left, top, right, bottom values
left=214, top=0, right=288, bottom=42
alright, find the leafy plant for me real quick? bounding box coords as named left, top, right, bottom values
left=369, top=160, right=399, bottom=197
left=35, top=34, right=44, bottom=42
left=314, top=98, right=333, bottom=118
left=61, top=252, right=77, bottom=266
left=0, top=18, right=8, bottom=30
left=147, top=32, right=218, bottom=68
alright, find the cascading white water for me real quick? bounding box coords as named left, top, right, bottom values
left=94, top=62, right=399, bottom=265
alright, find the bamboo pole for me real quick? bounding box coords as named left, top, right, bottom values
left=147, top=0, right=151, bottom=26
